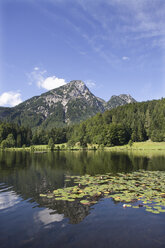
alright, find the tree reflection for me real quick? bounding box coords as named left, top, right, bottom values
left=0, top=150, right=165, bottom=223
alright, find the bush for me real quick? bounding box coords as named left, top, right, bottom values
left=1, top=140, right=8, bottom=149
left=0, top=134, right=15, bottom=148
left=61, top=144, right=65, bottom=149
left=67, top=140, right=75, bottom=148
left=30, top=146, right=35, bottom=151
left=56, top=145, right=60, bottom=150
left=99, top=144, right=104, bottom=150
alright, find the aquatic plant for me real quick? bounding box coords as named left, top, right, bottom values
left=40, top=170, right=165, bottom=214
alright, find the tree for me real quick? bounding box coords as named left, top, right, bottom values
left=105, top=124, right=119, bottom=146
left=1, top=134, right=15, bottom=148
left=77, top=123, right=88, bottom=147
left=16, top=133, right=22, bottom=147
left=131, top=129, right=138, bottom=142
left=144, top=109, right=151, bottom=137
left=128, top=140, right=133, bottom=147
left=48, top=138, right=54, bottom=150
left=1, top=140, right=8, bottom=149
left=31, top=132, right=39, bottom=145
left=93, top=134, right=104, bottom=145
left=67, top=139, right=75, bottom=148
left=6, top=134, right=16, bottom=147
left=117, top=125, right=130, bottom=145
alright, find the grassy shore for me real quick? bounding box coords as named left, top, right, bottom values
left=0, top=143, right=98, bottom=152
left=1, top=141, right=165, bottom=152
left=105, top=141, right=165, bottom=151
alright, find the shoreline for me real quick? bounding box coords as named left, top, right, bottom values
left=1, top=141, right=165, bottom=152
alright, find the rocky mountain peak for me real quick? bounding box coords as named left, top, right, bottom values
left=119, top=94, right=136, bottom=103
left=70, top=80, right=86, bottom=89
left=67, top=80, right=89, bottom=97
left=105, top=94, right=136, bottom=110
left=0, top=80, right=136, bottom=129
left=49, top=80, right=89, bottom=99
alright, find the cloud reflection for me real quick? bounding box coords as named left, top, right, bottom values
left=0, top=191, right=20, bottom=210
left=34, top=208, right=64, bottom=226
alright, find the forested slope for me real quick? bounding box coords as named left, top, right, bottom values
left=69, top=98, right=165, bottom=146
left=0, top=98, right=165, bottom=148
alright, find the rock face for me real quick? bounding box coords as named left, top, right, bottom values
left=106, top=94, right=136, bottom=110
left=0, top=80, right=136, bottom=129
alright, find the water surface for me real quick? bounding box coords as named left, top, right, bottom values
left=1, top=150, right=165, bottom=248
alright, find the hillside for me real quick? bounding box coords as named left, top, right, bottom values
left=0, top=80, right=136, bottom=129
left=69, top=98, right=165, bottom=147
left=0, top=97, right=165, bottom=148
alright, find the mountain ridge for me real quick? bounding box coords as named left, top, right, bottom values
left=0, top=80, right=136, bottom=129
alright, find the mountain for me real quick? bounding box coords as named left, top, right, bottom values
left=106, top=94, right=136, bottom=110
left=0, top=80, right=136, bottom=129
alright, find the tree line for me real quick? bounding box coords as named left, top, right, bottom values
left=0, top=122, right=67, bottom=148
left=69, top=98, right=165, bottom=147
left=0, top=97, right=165, bottom=148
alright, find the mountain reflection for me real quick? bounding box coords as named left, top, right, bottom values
left=37, top=197, right=90, bottom=224
left=0, top=150, right=165, bottom=223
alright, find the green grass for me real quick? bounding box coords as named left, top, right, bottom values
left=2, top=141, right=165, bottom=152
left=1, top=143, right=98, bottom=152
left=105, top=141, right=165, bottom=151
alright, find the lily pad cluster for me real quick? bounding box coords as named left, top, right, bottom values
left=40, top=171, right=165, bottom=214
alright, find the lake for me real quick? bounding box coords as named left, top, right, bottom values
left=1, top=150, right=165, bottom=248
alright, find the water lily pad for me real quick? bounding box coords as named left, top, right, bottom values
left=80, top=200, right=90, bottom=205
left=40, top=194, right=47, bottom=197
left=39, top=170, right=165, bottom=214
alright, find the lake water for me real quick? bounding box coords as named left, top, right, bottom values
left=1, top=150, right=165, bottom=248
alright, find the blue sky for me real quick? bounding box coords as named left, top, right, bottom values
left=1, top=0, right=165, bottom=106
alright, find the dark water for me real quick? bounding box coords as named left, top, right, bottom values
left=1, top=150, right=165, bottom=248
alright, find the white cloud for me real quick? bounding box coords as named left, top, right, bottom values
left=36, top=0, right=165, bottom=69
left=38, top=76, right=67, bottom=90
left=122, top=56, right=130, bottom=61
left=27, top=67, right=47, bottom=86
left=85, top=80, right=96, bottom=89
left=76, top=0, right=165, bottom=58
left=27, top=67, right=67, bottom=91
left=0, top=91, right=22, bottom=107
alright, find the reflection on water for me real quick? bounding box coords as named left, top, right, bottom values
left=0, top=190, right=20, bottom=210
left=1, top=150, right=165, bottom=248
left=39, top=196, right=90, bottom=224
left=34, top=208, right=64, bottom=226
left=1, top=150, right=165, bottom=223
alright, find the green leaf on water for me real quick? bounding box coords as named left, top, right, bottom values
left=40, top=170, right=165, bottom=214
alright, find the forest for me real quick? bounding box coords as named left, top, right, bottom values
left=0, top=97, right=165, bottom=148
